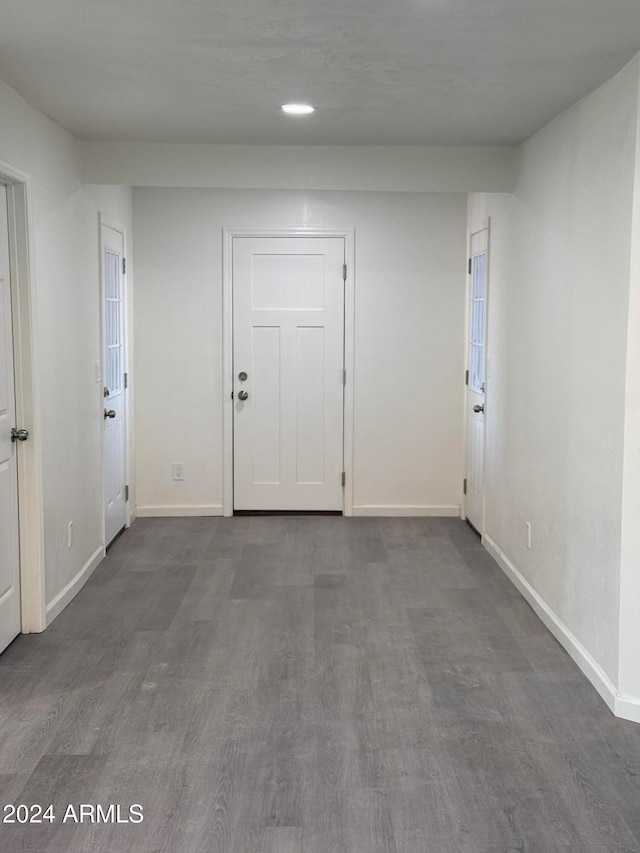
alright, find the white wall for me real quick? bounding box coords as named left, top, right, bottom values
left=133, top=188, right=467, bottom=515
left=470, top=56, right=640, bottom=712
left=618, top=90, right=640, bottom=717
left=0, top=79, right=133, bottom=621
left=84, top=142, right=516, bottom=193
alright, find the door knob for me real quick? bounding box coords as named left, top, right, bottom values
left=104, top=409, right=116, bottom=419
left=237, top=390, right=249, bottom=401
left=11, top=428, right=29, bottom=442
left=473, top=404, right=484, bottom=414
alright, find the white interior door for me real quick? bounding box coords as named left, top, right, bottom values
left=233, top=236, right=345, bottom=511
left=102, top=224, right=127, bottom=545
left=0, top=184, right=21, bottom=653
left=465, top=228, right=488, bottom=533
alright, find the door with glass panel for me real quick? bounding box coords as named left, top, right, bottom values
left=0, top=183, right=21, bottom=653
left=465, top=227, right=488, bottom=532
left=102, top=224, right=127, bottom=545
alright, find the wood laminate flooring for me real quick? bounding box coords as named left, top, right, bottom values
left=0, top=516, right=639, bottom=852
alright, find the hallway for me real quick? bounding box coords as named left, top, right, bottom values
left=0, top=517, right=638, bottom=852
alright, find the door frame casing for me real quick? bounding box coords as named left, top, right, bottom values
left=98, top=215, right=131, bottom=546
left=222, top=227, right=355, bottom=517
left=0, top=159, right=46, bottom=633
left=462, top=217, right=491, bottom=535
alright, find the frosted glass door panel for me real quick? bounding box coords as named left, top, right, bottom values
left=469, top=250, right=487, bottom=392
left=105, top=250, right=123, bottom=398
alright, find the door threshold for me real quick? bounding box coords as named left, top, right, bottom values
left=233, top=510, right=343, bottom=517
left=105, top=525, right=127, bottom=552
left=465, top=518, right=481, bottom=537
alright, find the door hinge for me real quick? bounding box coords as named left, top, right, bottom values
left=124, top=372, right=128, bottom=389
left=468, top=258, right=472, bottom=275
left=341, top=471, right=346, bottom=487
left=463, top=478, right=467, bottom=495
left=343, top=263, right=347, bottom=281
left=122, top=257, right=126, bottom=275
left=465, top=369, right=469, bottom=386
left=125, top=484, right=129, bottom=501
left=342, top=368, right=347, bottom=386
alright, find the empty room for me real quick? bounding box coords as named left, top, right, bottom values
left=1, top=1, right=640, bottom=850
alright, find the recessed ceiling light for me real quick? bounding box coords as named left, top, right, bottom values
left=281, top=103, right=315, bottom=115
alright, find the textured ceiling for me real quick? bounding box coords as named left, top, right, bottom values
left=1, top=0, right=640, bottom=145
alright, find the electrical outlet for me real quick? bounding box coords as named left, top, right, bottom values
left=525, top=521, right=532, bottom=550
left=172, top=463, right=185, bottom=481
left=68, top=521, right=73, bottom=548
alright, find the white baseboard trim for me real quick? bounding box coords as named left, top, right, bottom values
left=136, top=504, right=224, bottom=518
left=352, top=505, right=461, bottom=517
left=45, top=546, right=105, bottom=626
left=616, top=694, right=640, bottom=724
left=483, top=534, right=618, bottom=717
